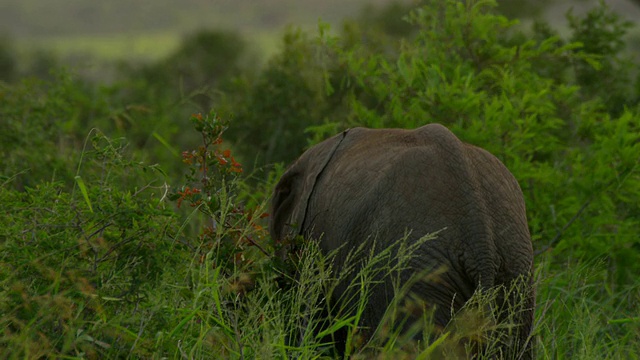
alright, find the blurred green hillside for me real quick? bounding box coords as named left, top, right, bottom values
left=4, top=0, right=640, bottom=62
left=1, top=0, right=412, bottom=36
left=1, top=0, right=414, bottom=62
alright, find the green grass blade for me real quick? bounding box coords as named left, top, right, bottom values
left=167, top=309, right=198, bottom=339
left=153, top=131, right=179, bottom=157
left=74, top=175, right=93, bottom=213
left=416, top=332, right=449, bottom=360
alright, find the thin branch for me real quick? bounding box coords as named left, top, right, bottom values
left=244, top=235, right=270, bottom=257
left=535, top=199, right=591, bottom=256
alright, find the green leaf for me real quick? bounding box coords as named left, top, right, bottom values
left=397, top=54, right=414, bottom=85
left=74, top=175, right=93, bottom=213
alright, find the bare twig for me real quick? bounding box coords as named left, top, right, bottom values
left=535, top=199, right=592, bottom=256
left=243, top=235, right=270, bottom=258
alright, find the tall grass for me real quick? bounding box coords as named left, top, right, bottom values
left=535, top=257, right=640, bottom=359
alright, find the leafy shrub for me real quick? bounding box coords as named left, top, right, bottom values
left=0, top=35, right=16, bottom=83
left=169, top=111, right=271, bottom=278
left=120, top=30, right=250, bottom=110
left=0, top=131, right=178, bottom=358
left=110, top=29, right=253, bottom=177
left=222, top=5, right=413, bottom=168
left=0, top=69, right=185, bottom=191
left=0, top=72, right=112, bottom=190
left=568, top=3, right=639, bottom=115
left=223, top=29, right=329, bottom=167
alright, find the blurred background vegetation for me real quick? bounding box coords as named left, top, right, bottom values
left=1, top=0, right=640, bottom=358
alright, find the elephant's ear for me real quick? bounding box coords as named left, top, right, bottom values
left=270, top=130, right=349, bottom=242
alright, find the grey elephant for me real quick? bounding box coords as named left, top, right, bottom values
left=270, top=123, right=534, bottom=358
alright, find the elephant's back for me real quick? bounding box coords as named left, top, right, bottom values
left=307, top=123, right=531, bottom=286
left=307, top=124, right=478, bottom=246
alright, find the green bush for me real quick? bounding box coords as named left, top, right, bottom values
left=0, top=131, right=179, bottom=358
left=0, top=69, right=185, bottom=191
left=568, top=3, right=639, bottom=115
left=110, top=29, right=253, bottom=176
left=119, top=30, right=250, bottom=110
left=0, top=36, right=16, bottom=83
left=223, top=6, right=412, bottom=168
left=0, top=72, right=111, bottom=191
left=223, top=29, right=329, bottom=167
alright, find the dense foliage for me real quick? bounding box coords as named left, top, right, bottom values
left=1, top=0, right=639, bottom=358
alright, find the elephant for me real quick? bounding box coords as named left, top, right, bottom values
left=270, top=123, right=535, bottom=358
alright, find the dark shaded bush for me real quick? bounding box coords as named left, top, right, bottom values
left=223, top=29, right=328, bottom=167
left=123, top=30, right=249, bottom=110
left=0, top=72, right=112, bottom=191
left=568, top=4, right=639, bottom=115
left=109, top=29, right=253, bottom=177
left=0, top=35, right=16, bottom=83
left=222, top=6, right=413, bottom=168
